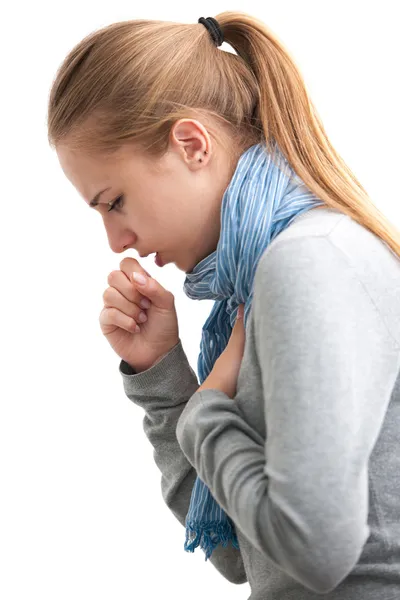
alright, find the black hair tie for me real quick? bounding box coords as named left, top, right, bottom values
left=198, top=17, right=224, bottom=47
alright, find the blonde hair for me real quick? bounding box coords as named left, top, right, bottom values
left=47, top=11, right=400, bottom=258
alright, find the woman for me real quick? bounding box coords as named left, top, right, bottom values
left=47, top=12, right=400, bottom=599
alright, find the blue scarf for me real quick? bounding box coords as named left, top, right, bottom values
left=182, top=140, right=325, bottom=560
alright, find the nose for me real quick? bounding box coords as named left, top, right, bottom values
left=114, top=243, right=131, bottom=254
left=107, top=232, right=132, bottom=254
left=104, top=221, right=135, bottom=254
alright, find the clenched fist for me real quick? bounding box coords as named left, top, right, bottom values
left=99, top=257, right=180, bottom=372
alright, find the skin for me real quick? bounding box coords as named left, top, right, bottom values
left=56, top=119, right=241, bottom=273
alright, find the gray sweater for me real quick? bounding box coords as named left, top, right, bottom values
left=119, top=207, right=400, bottom=599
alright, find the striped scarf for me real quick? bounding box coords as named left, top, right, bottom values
left=182, top=140, right=325, bottom=560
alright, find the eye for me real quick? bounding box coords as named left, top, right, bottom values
left=107, top=195, right=124, bottom=212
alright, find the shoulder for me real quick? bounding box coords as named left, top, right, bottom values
left=251, top=235, right=369, bottom=325
left=255, top=235, right=350, bottom=295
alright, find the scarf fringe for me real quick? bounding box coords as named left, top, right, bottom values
left=184, top=520, right=240, bottom=561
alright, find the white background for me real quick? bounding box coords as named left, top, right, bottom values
left=1, top=1, right=399, bottom=598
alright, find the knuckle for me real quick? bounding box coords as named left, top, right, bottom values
left=119, top=257, right=138, bottom=271
left=107, top=271, right=118, bottom=284
left=103, top=287, right=114, bottom=303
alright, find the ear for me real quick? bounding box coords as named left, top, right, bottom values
left=169, top=119, right=211, bottom=168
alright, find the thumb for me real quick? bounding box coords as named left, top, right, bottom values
left=131, top=270, right=175, bottom=310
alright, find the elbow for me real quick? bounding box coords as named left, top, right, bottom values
left=290, top=529, right=369, bottom=594
left=303, top=558, right=358, bottom=594
left=256, top=504, right=369, bottom=594
left=302, top=566, right=353, bottom=595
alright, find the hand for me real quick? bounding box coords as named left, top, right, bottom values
left=99, top=258, right=180, bottom=372
left=197, top=304, right=246, bottom=399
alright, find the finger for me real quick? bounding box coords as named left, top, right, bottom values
left=108, top=266, right=151, bottom=307
left=119, top=257, right=151, bottom=281
left=130, top=269, right=175, bottom=311
left=103, top=286, right=148, bottom=324
left=99, top=306, right=141, bottom=334
left=233, top=304, right=244, bottom=324
left=118, top=257, right=153, bottom=308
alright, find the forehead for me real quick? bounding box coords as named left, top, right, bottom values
left=57, top=145, right=110, bottom=179
left=57, top=143, right=147, bottom=180
left=56, top=145, right=119, bottom=202
left=56, top=142, right=160, bottom=204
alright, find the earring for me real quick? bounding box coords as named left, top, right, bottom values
left=198, top=150, right=208, bottom=162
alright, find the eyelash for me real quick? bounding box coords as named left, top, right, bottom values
left=107, top=195, right=124, bottom=212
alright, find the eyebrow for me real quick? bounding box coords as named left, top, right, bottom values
left=89, top=187, right=112, bottom=208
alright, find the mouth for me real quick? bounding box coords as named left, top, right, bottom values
left=155, top=252, right=165, bottom=267
left=138, top=251, right=167, bottom=267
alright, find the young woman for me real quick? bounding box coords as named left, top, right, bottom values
left=48, top=12, right=400, bottom=599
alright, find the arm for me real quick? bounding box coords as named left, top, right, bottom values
left=119, top=340, right=247, bottom=585
left=176, top=236, right=399, bottom=594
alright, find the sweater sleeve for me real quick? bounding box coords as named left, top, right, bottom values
left=119, top=340, right=247, bottom=585
left=176, top=236, right=397, bottom=594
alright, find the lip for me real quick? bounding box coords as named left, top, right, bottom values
left=155, top=252, right=165, bottom=267
left=139, top=251, right=156, bottom=258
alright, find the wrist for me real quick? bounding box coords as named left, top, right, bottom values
left=128, top=341, right=180, bottom=373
